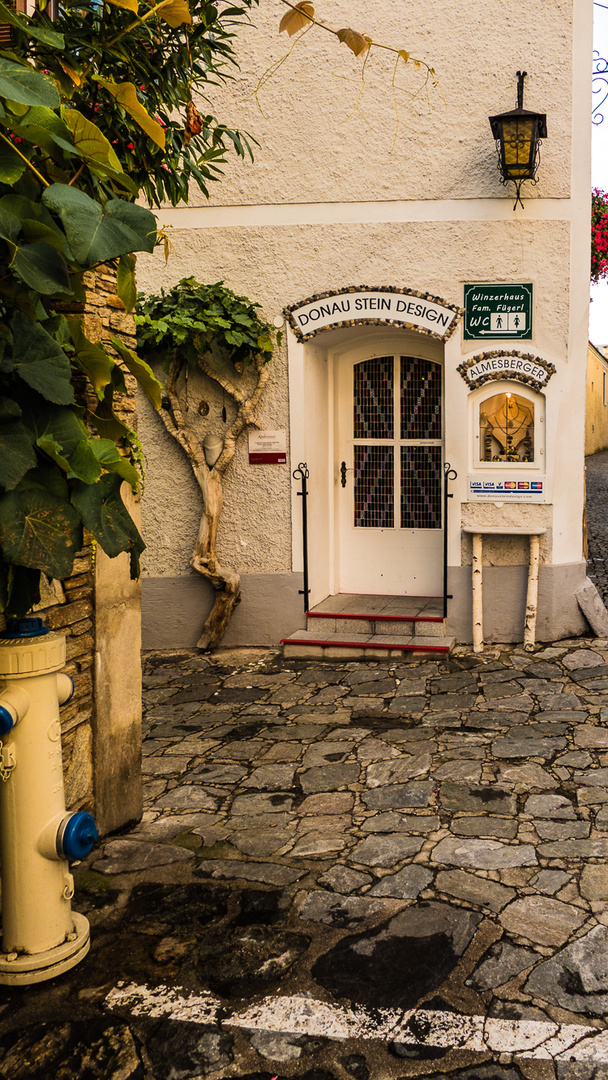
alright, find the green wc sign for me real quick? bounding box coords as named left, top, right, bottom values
left=464, top=284, right=533, bottom=340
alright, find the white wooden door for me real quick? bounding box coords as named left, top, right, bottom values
left=337, top=353, right=444, bottom=595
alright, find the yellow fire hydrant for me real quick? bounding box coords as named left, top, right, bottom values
left=0, top=617, right=98, bottom=985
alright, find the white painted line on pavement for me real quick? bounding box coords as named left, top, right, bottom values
left=105, top=984, right=607, bottom=1063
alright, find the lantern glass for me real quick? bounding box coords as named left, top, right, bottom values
left=501, top=116, right=537, bottom=179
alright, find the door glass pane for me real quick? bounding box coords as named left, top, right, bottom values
left=401, top=446, right=442, bottom=529
left=354, top=446, right=394, bottom=528
left=354, top=357, right=394, bottom=439
left=400, top=357, right=442, bottom=440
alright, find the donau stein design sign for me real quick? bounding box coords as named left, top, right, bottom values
left=464, top=284, right=533, bottom=340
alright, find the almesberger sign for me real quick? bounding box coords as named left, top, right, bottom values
left=285, top=287, right=462, bottom=342
left=457, top=350, right=556, bottom=392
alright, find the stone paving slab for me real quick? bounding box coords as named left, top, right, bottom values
left=8, top=639, right=608, bottom=1078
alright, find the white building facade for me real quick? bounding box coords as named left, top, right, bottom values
left=138, top=0, right=593, bottom=652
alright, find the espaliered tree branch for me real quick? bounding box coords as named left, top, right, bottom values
left=136, top=278, right=280, bottom=650
left=257, top=0, right=439, bottom=137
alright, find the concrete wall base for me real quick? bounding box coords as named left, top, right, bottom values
left=446, top=561, right=590, bottom=643
left=143, top=562, right=590, bottom=648
left=142, top=572, right=306, bottom=650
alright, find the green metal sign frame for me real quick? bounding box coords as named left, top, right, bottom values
left=464, top=284, right=533, bottom=340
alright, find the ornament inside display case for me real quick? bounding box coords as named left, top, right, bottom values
left=479, top=391, right=534, bottom=462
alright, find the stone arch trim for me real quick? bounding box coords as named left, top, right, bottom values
left=284, top=285, right=463, bottom=342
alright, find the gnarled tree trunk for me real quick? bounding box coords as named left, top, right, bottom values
left=156, top=350, right=271, bottom=650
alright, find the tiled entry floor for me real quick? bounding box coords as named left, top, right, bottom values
left=281, top=593, right=454, bottom=659
left=309, top=594, right=444, bottom=618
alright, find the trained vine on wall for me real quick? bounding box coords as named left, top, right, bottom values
left=135, top=278, right=281, bottom=650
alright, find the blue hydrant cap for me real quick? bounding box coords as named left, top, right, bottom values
left=1, top=617, right=50, bottom=639
left=61, top=812, right=98, bottom=860
left=0, top=705, right=13, bottom=736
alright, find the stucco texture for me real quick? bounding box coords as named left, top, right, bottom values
left=180, top=0, right=572, bottom=207
left=137, top=217, right=570, bottom=581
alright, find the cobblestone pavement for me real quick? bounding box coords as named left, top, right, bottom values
left=586, top=450, right=608, bottom=604
left=7, top=642, right=608, bottom=1077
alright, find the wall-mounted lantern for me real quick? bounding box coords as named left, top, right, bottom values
left=489, top=71, right=547, bottom=209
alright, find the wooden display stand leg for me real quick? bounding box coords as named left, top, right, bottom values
left=472, top=532, right=484, bottom=653
left=523, top=533, right=540, bottom=652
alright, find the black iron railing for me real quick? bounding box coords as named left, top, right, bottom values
left=293, top=463, right=310, bottom=613
left=443, top=462, right=457, bottom=618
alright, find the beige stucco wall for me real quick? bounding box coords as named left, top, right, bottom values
left=136, top=0, right=591, bottom=646
left=179, top=0, right=572, bottom=207
left=586, top=342, right=608, bottom=455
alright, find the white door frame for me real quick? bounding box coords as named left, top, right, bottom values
left=330, top=330, right=445, bottom=597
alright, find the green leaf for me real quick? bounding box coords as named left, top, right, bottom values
left=35, top=434, right=70, bottom=473
left=89, top=385, right=131, bottom=442
left=0, top=202, right=20, bottom=243
left=111, top=336, right=162, bottom=409
left=24, top=401, right=88, bottom=457
left=116, top=254, right=137, bottom=314
left=42, top=184, right=157, bottom=265
left=0, top=59, right=60, bottom=108
left=90, top=439, right=139, bottom=489
left=11, top=312, right=74, bottom=404
left=0, top=139, right=25, bottom=184
left=0, top=487, right=82, bottom=579
left=71, top=472, right=144, bottom=576
left=12, top=240, right=71, bottom=294
left=0, top=2, right=64, bottom=48
left=16, top=464, right=68, bottom=500
left=0, top=415, right=36, bottom=490
left=62, top=108, right=123, bottom=176
left=65, top=439, right=103, bottom=484
left=68, top=319, right=116, bottom=398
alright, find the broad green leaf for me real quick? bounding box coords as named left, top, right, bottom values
left=71, top=472, right=144, bottom=576
left=65, top=439, right=103, bottom=484
left=156, top=0, right=192, bottom=28
left=25, top=401, right=88, bottom=457
left=0, top=487, right=81, bottom=579
left=0, top=396, right=20, bottom=420
left=90, top=438, right=139, bottom=489
left=0, top=416, right=36, bottom=490
left=0, top=203, right=20, bottom=243
left=16, top=464, right=68, bottom=499
left=117, top=253, right=136, bottom=313
left=0, top=2, right=64, bottom=48
left=111, top=336, right=162, bottom=409
left=11, top=312, right=74, bottom=404
left=0, top=140, right=25, bottom=184
left=95, top=79, right=165, bottom=149
left=336, top=28, right=372, bottom=56
left=0, top=59, right=60, bottom=108
left=279, top=1, right=314, bottom=35
left=68, top=319, right=115, bottom=397
left=89, top=387, right=131, bottom=441
left=42, top=184, right=157, bottom=265
left=62, top=108, right=123, bottom=176
left=12, top=240, right=71, bottom=295
left=36, top=434, right=70, bottom=473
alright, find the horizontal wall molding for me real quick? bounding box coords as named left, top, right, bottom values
left=156, top=198, right=573, bottom=231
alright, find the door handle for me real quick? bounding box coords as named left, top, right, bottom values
left=340, top=461, right=352, bottom=488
